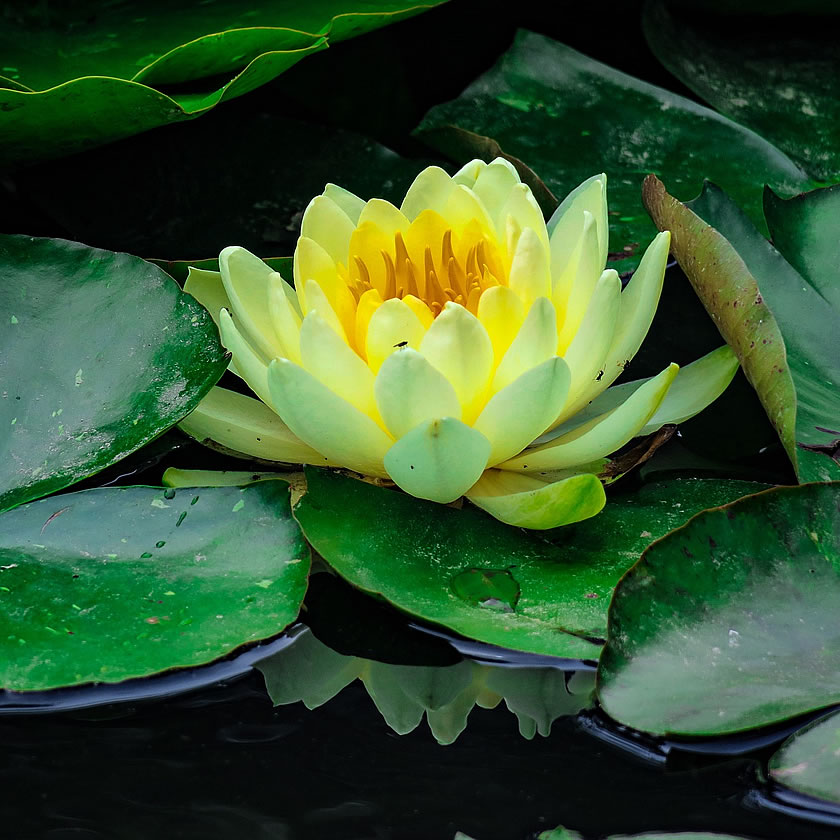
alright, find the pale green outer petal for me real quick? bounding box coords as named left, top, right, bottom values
left=473, top=158, right=521, bottom=231
left=560, top=269, right=621, bottom=416
left=419, top=301, right=494, bottom=422
left=476, top=356, right=571, bottom=466
left=466, top=469, right=606, bottom=530
left=299, top=311, right=376, bottom=418
left=366, top=297, right=427, bottom=372
left=547, top=173, right=608, bottom=272
left=303, top=278, right=347, bottom=342
left=548, top=210, right=585, bottom=295
left=502, top=183, right=550, bottom=254
left=400, top=165, right=456, bottom=221
left=383, top=417, right=491, bottom=503
left=323, top=183, right=366, bottom=224
left=218, top=309, right=271, bottom=405
left=492, top=297, right=558, bottom=393
left=507, top=226, right=551, bottom=310
left=268, top=359, right=393, bottom=478
left=374, top=348, right=461, bottom=439
left=301, top=194, right=356, bottom=268
left=184, top=267, right=231, bottom=333
left=179, top=386, right=326, bottom=465
left=162, top=468, right=285, bottom=488
left=451, top=158, right=486, bottom=187
left=219, top=246, right=285, bottom=361
left=556, top=213, right=603, bottom=351
left=267, top=274, right=302, bottom=365
left=357, top=198, right=410, bottom=235
left=499, top=363, right=679, bottom=472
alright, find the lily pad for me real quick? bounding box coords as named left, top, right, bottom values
left=643, top=1, right=840, bottom=182
left=0, top=482, right=310, bottom=691
left=0, top=234, right=228, bottom=513
left=414, top=29, right=812, bottom=272
left=540, top=831, right=747, bottom=840
left=643, top=176, right=840, bottom=482
left=598, top=483, right=840, bottom=737
left=293, top=468, right=764, bottom=659
left=769, top=710, right=840, bottom=806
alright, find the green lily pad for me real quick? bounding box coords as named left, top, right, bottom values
left=769, top=710, right=840, bottom=806
left=0, top=1, right=443, bottom=166
left=0, top=482, right=310, bottom=691
left=643, top=1, right=840, bottom=182
left=414, top=29, right=812, bottom=273
left=598, top=483, right=840, bottom=737
left=540, top=831, right=748, bottom=840
left=293, top=468, right=764, bottom=659
left=0, top=234, right=228, bottom=513
left=643, top=176, right=840, bottom=482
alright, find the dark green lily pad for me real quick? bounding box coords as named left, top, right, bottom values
left=540, top=830, right=748, bottom=840
left=769, top=710, right=840, bottom=806
left=294, top=468, right=763, bottom=659
left=598, top=483, right=840, bottom=737
left=0, top=482, right=310, bottom=691
left=0, top=234, right=228, bottom=513
left=643, top=1, right=840, bottom=182
left=644, top=177, right=840, bottom=483
left=415, top=29, right=812, bottom=272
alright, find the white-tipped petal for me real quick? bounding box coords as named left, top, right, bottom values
left=268, top=359, right=393, bottom=477
left=179, top=386, right=326, bottom=465
left=499, top=363, right=679, bottom=472
left=384, top=417, right=491, bottom=503
left=507, top=227, right=552, bottom=309
left=299, top=311, right=377, bottom=419
left=365, top=297, right=427, bottom=373
left=301, top=195, right=355, bottom=268
left=400, top=166, right=456, bottom=220
left=476, top=356, right=571, bottom=466
left=375, top=348, right=461, bottom=439
left=466, top=469, right=606, bottom=530
left=323, top=183, right=366, bottom=224
left=419, top=302, right=494, bottom=422
left=218, top=309, right=271, bottom=405
left=547, top=173, right=608, bottom=272
left=492, top=297, right=558, bottom=393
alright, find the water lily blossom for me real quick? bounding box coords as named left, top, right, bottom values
left=182, top=159, right=737, bottom=528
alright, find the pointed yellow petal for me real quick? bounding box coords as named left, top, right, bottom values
left=218, top=309, right=271, bottom=404
left=443, top=184, right=495, bottom=237
left=499, top=363, right=679, bottom=472
left=548, top=173, right=608, bottom=275
left=400, top=165, right=456, bottom=221
left=401, top=294, right=434, bottom=329
left=384, top=417, right=491, bottom=503
left=358, top=198, right=410, bottom=236
left=268, top=359, right=393, bottom=477
left=303, top=279, right=348, bottom=343
left=507, top=227, right=552, bottom=310
left=374, top=348, right=461, bottom=438
left=323, top=183, right=365, bottom=224
left=365, top=297, right=427, bottom=373
left=492, top=297, right=558, bottom=393
left=267, top=274, right=302, bottom=365
left=355, top=287, right=384, bottom=359
left=301, top=194, right=355, bottom=268
left=419, top=302, right=494, bottom=422
left=477, top=285, right=526, bottom=363
left=179, top=386, right=327, bottom=465
left=295, top=238, right=356, bottom=339
left=299, top=311, right=377, bottom=419
left=466, top=469, right=605, bottom=530
left=477, top=356, right=571, bottom=465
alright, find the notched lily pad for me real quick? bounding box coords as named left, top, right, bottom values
left=0, top=482, right=310, bottom=692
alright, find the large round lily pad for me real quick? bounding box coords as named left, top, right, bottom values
left=0, top=482, right=309, bottom=691
left=598, top=483, right=840, bottom=737
left=0, top=234, right=228, bottom=513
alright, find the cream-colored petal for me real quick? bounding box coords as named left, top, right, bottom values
left=473, top=158, right=521, bottom=231
left=477, top=285, right=525, bottom=363
left=443, top=184, right=495, bottom=237
left=466, top=469, right=606, bottom=530
left=492, top=297, right=558, bottom=393
left=218, top=246, right=285, bottom=361
left=179, top=386, right=327, bottom=465
left=499, top=363, right=679, bottom=472
left=419, top=302, right=494, bottom=422
left=476, top=356, right=571, bottom=465
left=400, top=165, right=456, bottom=221
left=507, top=227, right=552, bottom=311
left=501, top=183, right=549, bottom=256
left=365, top=297, right=427, bottom=373
left=303, top=279, right=347, bottom=343
left=218, top=309, right=271, bottom=405
left=384, top=417, right=491, bottom=503
left=323, top=183, right=365, bottom=224
left=357, top=198, right=410, bottom=236
left=374, top=348, right=461, bottom=439
left=267, top=274, right=302, bottom=365
left=547, top=173, right=608, bottom=273
left=451, top=158, right=487, bottom=187
left=301, top=194, right=356, bottom=268
left=299, top=311, right=376, bottom=419
left=268, top=359, right=393, bottom=477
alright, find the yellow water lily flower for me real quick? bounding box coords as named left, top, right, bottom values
left=182, top=158, right=738, bottom=529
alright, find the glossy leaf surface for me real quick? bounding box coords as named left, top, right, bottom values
left=0, top=483, right=310, bottom=691
left=0, top=234, right=228, bottom=513
left=598, top=483, right=840, bottom=736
